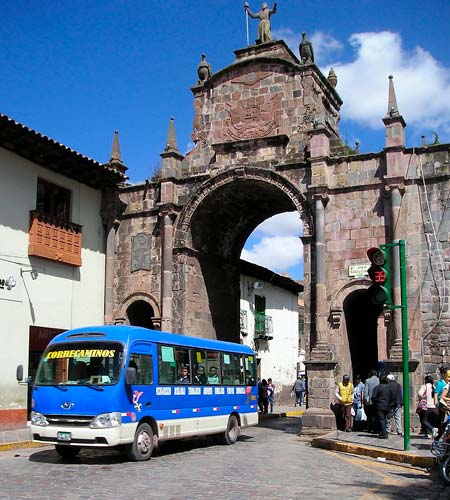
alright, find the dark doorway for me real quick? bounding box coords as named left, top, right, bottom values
left=343, top=290, right=382, bottom=380
left=127, top=301, right=155, bottom=328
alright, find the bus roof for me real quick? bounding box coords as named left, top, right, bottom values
left=49, top=325, right=255, bottom=355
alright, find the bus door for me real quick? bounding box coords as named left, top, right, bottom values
left=127, top=342, right=155, bottom=416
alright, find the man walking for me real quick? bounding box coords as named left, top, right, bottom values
left=364, top=369, right=380, bottom=433
left=292, top=376, right=305, bottom=406
left=372, top=374, right=397, bottom=439
left=335, top=374, right=354, bottom=432
left=386, top=374, right=403, bottom=435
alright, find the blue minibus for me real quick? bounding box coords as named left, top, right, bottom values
left=17, top=325, right=258, bottom=460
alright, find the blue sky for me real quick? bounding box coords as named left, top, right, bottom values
left=2, top=0, right=450, bottom=280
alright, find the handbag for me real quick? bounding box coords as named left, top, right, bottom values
left=416, top=397, right=427, bottom=414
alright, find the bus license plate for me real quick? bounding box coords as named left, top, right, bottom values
left=57, top=432, right=71, bottom=442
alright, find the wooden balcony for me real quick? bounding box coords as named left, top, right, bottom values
left=28, top=210, right=82, bottom=266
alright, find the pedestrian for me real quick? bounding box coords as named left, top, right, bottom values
left=364, top=369, right=380, bottom=433
left=258, top=379, right=269, bottom=414
left=335, top=374, right=354, bottom=432
left=371, top=373, right=397, bottom=439
left=434, top=367, right=450, bottom=440
left=352, top=374, right=365, bottom=431
left=267, top=378, right=275, bottom=413
left=417, top=375, right=439, bottom=439
left=386, top=374, right=403, bottom=435
left=292, top=376, right=305, bottom=406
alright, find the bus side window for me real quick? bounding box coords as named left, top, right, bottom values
left=157, top=345, right=190, bottom=385
left=243, top=355, right=256, bottom=385
left=130, top=354, right=153, bottom=385
left=221, top=352, right=241, bottom=385
left=206, top=351, right=221, bottom=385
left=192, top=349, right=207, bottom=384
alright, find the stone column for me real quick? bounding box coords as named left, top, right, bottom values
left=161, top=212, right=174, bottom=332
left=311, top=192, right=332, bottom=360
left=302, top=192, right=337, bottom=433
left=104, top=222, right=117, bottom=325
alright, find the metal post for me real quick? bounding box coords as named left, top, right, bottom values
left=399, top=239, right=410, bottom=451
left=244, top=2, right=249, bottom=45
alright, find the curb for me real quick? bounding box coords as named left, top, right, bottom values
left=259, top=410, right=304, bottom=420
left=311, top=436, right=436, bottom=469
left=0, top=441, right=45, bottom=452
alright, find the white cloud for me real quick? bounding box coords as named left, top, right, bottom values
left=242, top=213, right=303, bottom=275
left=325, top=31, right=450, bottom=132
left=254, top=212, right=303, bottom=237
left=310, top=32, right=343, bottom=65
left=241, top=235, right=303, bottom=274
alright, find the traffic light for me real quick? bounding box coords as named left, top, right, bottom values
left=367, top=246, right=392, bottom=306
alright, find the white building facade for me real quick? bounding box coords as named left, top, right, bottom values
left=0, top=115, right=124, bottom=430
left=239, top=261, right=303, bottom=403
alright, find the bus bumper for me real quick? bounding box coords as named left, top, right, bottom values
left=30, top=423, right=136, bottom=448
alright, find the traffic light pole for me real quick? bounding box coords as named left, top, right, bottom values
left=399, top=240, right=410, bottom=451
left=382, top=240, right=409, bottom=450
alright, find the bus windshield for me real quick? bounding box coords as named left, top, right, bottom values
left=35, top=341, right=124, bottom=386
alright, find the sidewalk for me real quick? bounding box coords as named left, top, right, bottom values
left=312, top=429, right=437, bottom=468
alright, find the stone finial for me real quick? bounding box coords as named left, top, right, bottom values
left=387, top=75, right=399, bottom=116
left=421, top=135, right=426, bottom=147
left=164, top=117, right=180, bottom=154
left=110, top=130, right=122, bottom=163
left=354, top=141, right=360, bottom=154
left=197, top=53, right=212, bottom=84
left=299, top=32, right=314, bottom=64
left=327, top=67, right=337, bottom=88
left=108, top=130, right=127, bottom=174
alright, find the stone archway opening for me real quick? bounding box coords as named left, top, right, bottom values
left=175, top=169, right=310, bottom=342
left=343, top=289, right=382, bottom=380
left=126, top=300, right=155, bottom=328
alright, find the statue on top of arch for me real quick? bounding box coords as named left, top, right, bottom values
left=244, top=2, right=277, bottom=44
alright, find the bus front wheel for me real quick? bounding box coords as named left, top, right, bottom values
left=127, top=422, right=154, bottom=461
left=55, top=445, right=80, bottom=458
left=222, top=415, right=240, bottom=445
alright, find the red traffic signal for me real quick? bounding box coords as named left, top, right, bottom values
left=367, top=247, right=386, bottom=266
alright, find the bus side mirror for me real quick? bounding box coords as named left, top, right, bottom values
left=16, top=365, right=24, bottom=382
left=125, top=367, right=137, bottom=385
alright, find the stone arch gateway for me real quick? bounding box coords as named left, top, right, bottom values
left=107, top=38, right=450, bottom=431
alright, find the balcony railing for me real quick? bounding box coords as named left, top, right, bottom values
left=28, top=210, right=82, bottom=266
left=254, top=312, right=273, bottom=339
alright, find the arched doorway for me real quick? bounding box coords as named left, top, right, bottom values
left=343, top=289, right=382, bottom=379
left=126, top=300, right=155, bottom=328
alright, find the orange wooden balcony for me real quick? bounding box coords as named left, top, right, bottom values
left=28, top=210, right=82, bottom=266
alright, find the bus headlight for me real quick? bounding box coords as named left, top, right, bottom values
left=90, top=412, right=122, bottom=428
left=31, top=411, right=49, bottom=427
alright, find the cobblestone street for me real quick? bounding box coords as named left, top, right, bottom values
left=1, top=417, right=449, bottom=500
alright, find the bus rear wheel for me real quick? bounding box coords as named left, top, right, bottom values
left=55, top=445, right=80, bottom=458
left=127, top=422, right=154, bottom=461
left=222, top=415, right=240, bottom=445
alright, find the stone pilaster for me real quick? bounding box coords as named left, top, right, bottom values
left=384, top=182, right=405, bottom=359
left=160, top=210, right=176, bottom=332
